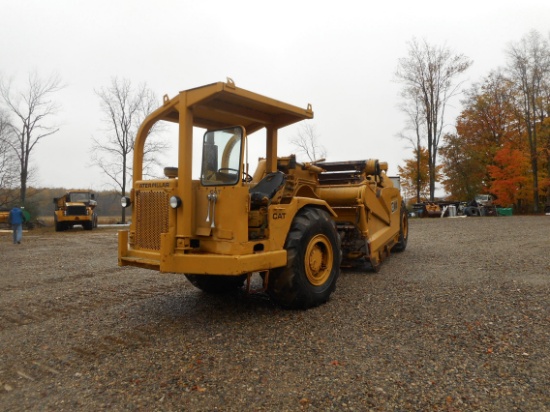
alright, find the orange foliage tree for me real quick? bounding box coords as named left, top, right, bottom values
left=440, top=71, right=525, bottom=202
left=506, top=31, right=550, bottom=211
left=488, top=143, right=532, bottom=209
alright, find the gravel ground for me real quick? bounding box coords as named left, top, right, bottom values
left=0, top=216, right=549, bottom=411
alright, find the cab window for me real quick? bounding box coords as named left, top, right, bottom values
left=201, top=127, right=243, bottom=186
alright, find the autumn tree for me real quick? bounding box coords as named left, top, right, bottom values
left=92, top=77, right=167, bottom=223
left=488, top=143, right=531, bottom=209
left=290, top=122, right=326, bottom=162
left=506, top=30, right=550, bottom=211
left=0, top=72, right=64, bottom=203
left=539, top=118, right=550, bottom=201
left=396, top=38, right=472, bottom=201
left=439, top=133, right=485, bottom=201
left=398, top=147, right=439, bottom=203
left=441, top=71, right=521, bottom=200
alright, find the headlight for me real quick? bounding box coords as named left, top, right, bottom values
left=121, top=196, right=131, bottom=208
left=169, top=196, right=182, bottom=209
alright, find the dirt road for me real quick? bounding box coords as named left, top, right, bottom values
left=1, top=216, right=549, bottom=411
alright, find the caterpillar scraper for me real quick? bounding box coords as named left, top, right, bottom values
left=118, top=80, right=408, bottom=309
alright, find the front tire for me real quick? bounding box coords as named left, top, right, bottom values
left=54, top=216, right=65, bottom=232
left=268, top=208, right=341, bottom=309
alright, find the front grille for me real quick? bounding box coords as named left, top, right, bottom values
left=135, top=190, right=169, bottom=251
left=67, top=206, right=87, bottom=216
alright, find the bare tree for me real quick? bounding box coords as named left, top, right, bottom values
left=506, top=30, right=550, bottom=212
left=395, top=38, right=472, bottom=201
left=397, top=89, right=426, bottom=203
left=290, top=122, right=326, bottom=162
left=0, top=109, right=19, bottom=207
left=0, top=72, right=64, bottom=203
left=92, top=77, right=167, bottom=223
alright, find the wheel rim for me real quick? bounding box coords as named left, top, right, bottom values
left=304, top=234, right=334, bottom=286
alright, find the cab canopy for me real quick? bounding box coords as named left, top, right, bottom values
left=134, top=79, right=313, bottom=179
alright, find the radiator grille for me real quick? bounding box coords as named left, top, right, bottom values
left=135, top=190, right=169, bottom=251
left=67, top=206, right=87, bottom=216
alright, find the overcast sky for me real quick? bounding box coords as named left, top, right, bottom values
left=1, top=0, right=549, bottom=190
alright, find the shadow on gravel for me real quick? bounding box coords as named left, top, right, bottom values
left=128, top=267, right=381, bottom=329
left=132, top=287, right=281, bottom=325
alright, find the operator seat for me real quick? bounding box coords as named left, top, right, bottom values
left=249, top=171, right=286, bottom=209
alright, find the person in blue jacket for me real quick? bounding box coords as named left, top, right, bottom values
left=8, top=206, right=25, bottom=244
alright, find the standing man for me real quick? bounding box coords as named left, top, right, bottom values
left=8, top=206, right=24, bottom=244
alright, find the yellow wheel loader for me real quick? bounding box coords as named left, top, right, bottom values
left=118, top=79, right=408, bottom=309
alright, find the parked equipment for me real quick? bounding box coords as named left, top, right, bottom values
left=54, top=191, right=98, bottom=231
left=0, top=209, right=9, bottom=228
left=413, top=194, right=497, bottom=218
left=463, top=194, right=497, bottom=216
left=118, top=80, right=408, bottom=309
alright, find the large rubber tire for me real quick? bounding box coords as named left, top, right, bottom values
left=392, top=201, right=409, bottom=253
left=268, top=208, right=341, bottom=309
left=54, top=217, right=65, bottom=232
left=185, top=274, right=246, bottom=294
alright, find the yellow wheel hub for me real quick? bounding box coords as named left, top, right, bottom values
left=305, top=234, right=334, bottom=286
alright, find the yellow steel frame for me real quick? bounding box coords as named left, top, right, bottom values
left=119, top=80, right=314, bottom=275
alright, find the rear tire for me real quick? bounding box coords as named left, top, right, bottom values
left=268, top=208, right=341, bottom=309
left=392, top=201, right=409, bottom=252
left=185, top=274, right=246, bottom=294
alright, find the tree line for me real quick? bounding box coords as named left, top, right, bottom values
left=0, top=186, right=128, bottom=221
left=396, top=30, right=550, bottom=212
left=0, top=75, right=164, bottom=222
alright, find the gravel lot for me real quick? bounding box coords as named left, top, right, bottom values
left=1, top=216, right=549, bottom=411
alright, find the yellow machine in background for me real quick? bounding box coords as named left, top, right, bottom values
left=0, top=209, right=10, bottom=228
left=118, top=80, right=408, bottom=309
left=54, top=191, right=98, bottom=231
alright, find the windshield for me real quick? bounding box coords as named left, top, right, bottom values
left=201, top=127, right=243, bottom=186
left=69, top=192, right=90, bottom=202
